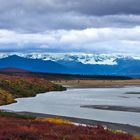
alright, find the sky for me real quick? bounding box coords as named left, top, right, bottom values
left=0, top=0, right=140, bottom=54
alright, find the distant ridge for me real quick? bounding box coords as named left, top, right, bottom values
left=0, top=55, right=140, bottom=77
left=0, top=55, right=67, bottom=73
left=0, top=67, right=31, bottom=73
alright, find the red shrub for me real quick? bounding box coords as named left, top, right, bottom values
left=0, top=117, right=134, bottom=140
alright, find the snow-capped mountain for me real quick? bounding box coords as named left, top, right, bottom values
left=0, top=52, right=139, bottom=65
left=0, top=53, right=140, bottom=76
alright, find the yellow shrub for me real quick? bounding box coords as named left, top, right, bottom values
left=133, top=136, right=140, bottom=140
left=36, top=117, right=72, bottom=125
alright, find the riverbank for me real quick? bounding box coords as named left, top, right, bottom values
left=53, top=79, right=140, bottom=88
left=17, top=111, right=140, bottom=136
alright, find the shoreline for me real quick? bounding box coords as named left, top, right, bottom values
left=17, top=111, right=140, bottom=136
left=53, top=79, right=140, bottom=88
left=65, top=84, right=140, bottom=89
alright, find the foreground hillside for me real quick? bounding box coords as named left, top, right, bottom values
left=0, top=111, right=139, bottom=140
left=0, top=74, right=65, bottom=105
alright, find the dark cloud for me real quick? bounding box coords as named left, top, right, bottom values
left=0, top=0, right=139, bottom=32
left=73, top=0, right=140, bottom=16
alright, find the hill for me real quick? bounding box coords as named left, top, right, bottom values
left=0, top=74, right=65, bottom=105
left=0, top=67, right=30, bottom=73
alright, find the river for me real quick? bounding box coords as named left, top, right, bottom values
left=1, top=86, right=140, bottom=127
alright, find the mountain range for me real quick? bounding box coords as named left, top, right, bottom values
left=0, top=53, right=140, bottom=77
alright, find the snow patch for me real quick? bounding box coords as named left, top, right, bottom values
left=0, top=52, right=140, bottom=65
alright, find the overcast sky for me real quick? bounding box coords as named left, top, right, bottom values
left=0, top=0, right=140, bottom=54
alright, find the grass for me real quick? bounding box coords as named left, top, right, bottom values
left=0, top=110, right=36, bottom=120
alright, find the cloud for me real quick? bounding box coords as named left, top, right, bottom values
left=0, top=27, right=140, bottom=54
left=0, top=0, right=139, bottom=32
left=0, top=0, right=139, bottom=54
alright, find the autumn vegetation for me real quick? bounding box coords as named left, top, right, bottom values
left=0, top=111, right=139, bottom=140
left=0, top=74, right=66, bottom=105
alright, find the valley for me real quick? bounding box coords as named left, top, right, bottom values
left=0, top=71, right=140, bottom=139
